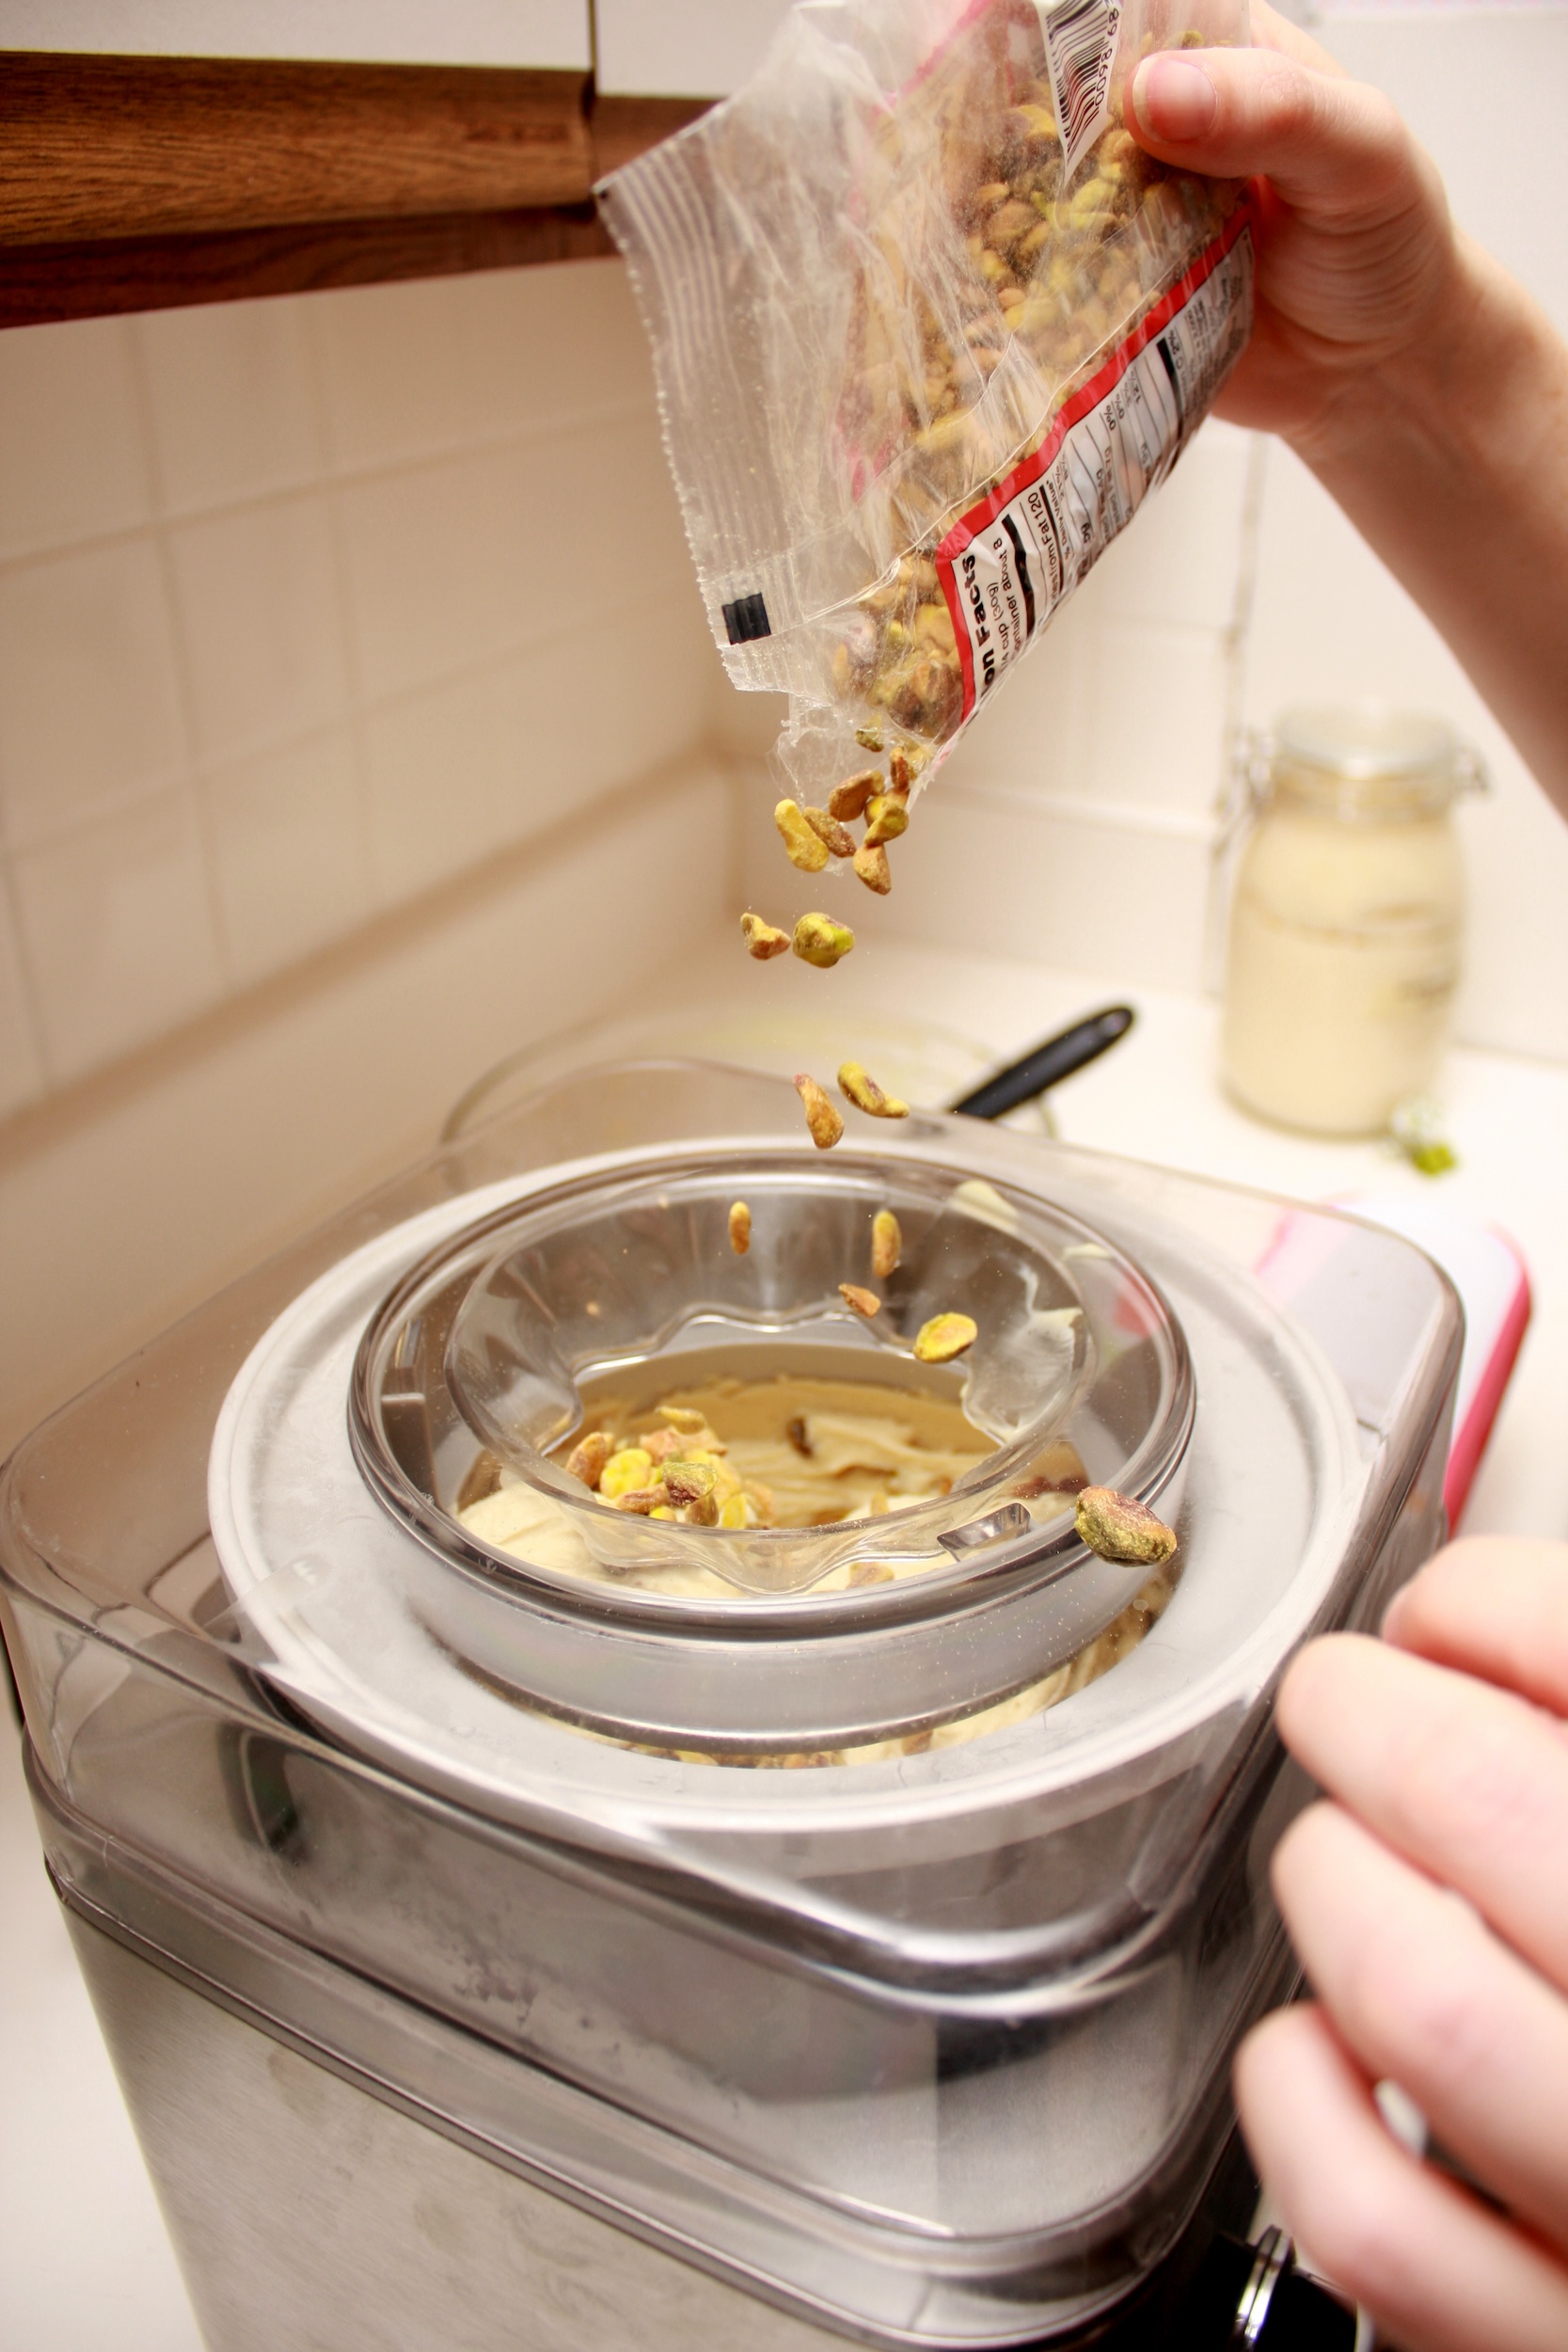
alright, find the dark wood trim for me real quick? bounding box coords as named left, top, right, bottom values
left=588, top=92, right=714, bottom=179
left=0, top=55, right=717, bottom=326
left=0, top=205, right=618, bottom=330
left=0, top=51, right=595, bottom=245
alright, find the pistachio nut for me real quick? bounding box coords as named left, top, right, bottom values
left=853, top=724, right=883, bottom=755
left=871, top=1208, right=901, bottom=1281
left=657, top=1404, right=707, bottom=1434
left=838, top=1282, right=880, bottom=1318
left=863, top=794, right=910, bottom=849
left=794, top=1072, right=846, bottom=1150
left=1074, top=1486, right=1178, bottom=1565
left=728, top=1200, right=752, bottom=1255
left=564, top=1429, right=611, bottom=1488
left=683, top=1489, right=721, bottom=1527
left=839, top=1061, right=910, bottom=1119
left=774, top=799, right=830, bottom=873
left=792, top=913, right=855, bottom=970
left=853, top=842, right=892, bottom=895
left=804, top=805, right=858, bottom=858
left=912, top=1312, right=978, bottom=1364
left=600, top=1446, right=655, bottom=1498
left=740, top=911, right=790, bottom=960
left=611, top=1486, right=663, bottom=1515
left=827, top=768, right=881, bottom=823
left=658, top=1459, right=717, bottom=1507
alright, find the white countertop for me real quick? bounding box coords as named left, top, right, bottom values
left=5, top=943, right=1566, bottom=2352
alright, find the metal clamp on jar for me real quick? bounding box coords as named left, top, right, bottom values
left=1220, top=704, right=1485, bottom=1137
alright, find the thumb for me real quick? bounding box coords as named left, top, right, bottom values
left=1126, top=43, right=1422, bottom=228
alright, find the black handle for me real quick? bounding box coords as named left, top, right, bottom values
left=1177, top=2233, right=1358, bottom=2351
left=948, top=1005, right=1134, bottom=1121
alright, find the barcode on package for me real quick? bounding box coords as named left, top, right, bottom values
left=938, top=215, right=1254, bottom=720
left=1037, top=0, right=1123, bottom=181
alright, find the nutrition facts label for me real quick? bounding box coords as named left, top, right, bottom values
left=939, top=215, right=1254, bottom=718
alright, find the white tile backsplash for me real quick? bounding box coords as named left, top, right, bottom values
left=1088, top=419, right=1254, bottom=634
left=456, top=260, right=657, bottom=440
left=0, top=260, right=720, bottom=1101
left=337, top=445, right=536, bottom=702
left=0, top=537, right=188, bottom=846
left=0, top=316, right=151, bottom=561
left=206, top=725, right=370, bottom=987
left=363, top=664, right=515, bottom=902
left=169, top=496, right=351, bottom=761
left=487, top=580, right=716, bottom=813
left=12, top=787, right=224, bottom=1082
left=312, top=276, right=483, bottom=472
left=1085, top=619, right=1232, bottom=820
left=135, top=299, right=325, bottom=513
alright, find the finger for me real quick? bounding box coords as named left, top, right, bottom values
left=1125, top=40, right=1426, bottom=229
left=1275, top=1802, right=1568, bottom=2252
left=1277, top=1634, right=1568, bottom=1990
left=1236, top=2004, right=1568, bottom=2352
left=1384, top=1540, right=1568, bottom=1720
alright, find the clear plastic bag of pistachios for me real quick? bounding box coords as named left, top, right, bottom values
left=599, top=0, right=1254, bottom=827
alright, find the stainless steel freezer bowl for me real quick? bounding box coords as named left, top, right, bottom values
left=1, top=1060, right=1462, bottom=2348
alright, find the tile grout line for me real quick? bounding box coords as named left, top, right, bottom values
left=1200, top=427, right=1270, bottom=997
left=296, top=295, right=383, bottom=921
left=122, top=313, right=238, bottom=1002
left=0, top=574, right=702, bottom=865
left=0, top=390, right=660, bottom=582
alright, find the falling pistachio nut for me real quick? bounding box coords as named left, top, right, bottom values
left=839, top=1061, right=910, bottom=1119
left=775, top=799, right=830, bottom=873
left=793, top=913, right=854, bottom=969
left=795, top=1072, right=845, bottom=1150
left=828, top=768, right=882, bottom=822
left=839, top=1282, right=880, bottom=1318
left=853, top=841, right=892, bottom=895
left=728, top=1200, right=752, bottom=1255
left=863, top=793, right=910, bottom=849
left=871, top=1208, right=902, bottom=1280
left=913, top=1312, right=978, bottom=1364
left=803, top=805, right=858, bottom=858
left=564, top=1429, right=611, bottom=1488
left=1074, top=1486, right=1178, bottom=1566
left=740, top=911, right=790, bottom=960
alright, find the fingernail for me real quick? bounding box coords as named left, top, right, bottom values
left=1132, top=53, right=1219, bottom=141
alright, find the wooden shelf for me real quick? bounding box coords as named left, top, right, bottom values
left=0, top=53, right=711, bottom=326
